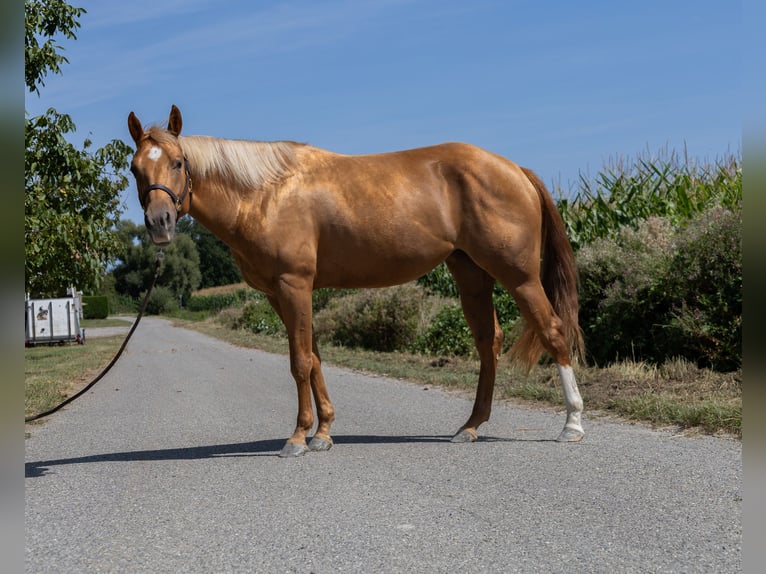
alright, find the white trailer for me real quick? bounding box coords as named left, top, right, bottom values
left=25, top=288, right=84, bottom=346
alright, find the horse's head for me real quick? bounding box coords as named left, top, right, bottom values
left=127, top=105, right=191, bottom=246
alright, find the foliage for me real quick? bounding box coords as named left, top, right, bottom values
left=111, top=220, right=201, bottom=305
left=661, top=206, right=742, bottom=370
left=176, top=219, right=242, bottom=289
left=236, top=297, right=284, bottom=336
left=576, top=205, right=741, bottom=370
left=410, top=288, right=520, bottom=357
left=81, top=295, right=108, bottom=319
left=25, top=0, right=132, bottom=296
left=24, top=0, right=84, bottom=94
left=411, top=303, right=474, bottom=356
left=312, top=287, right=358, bottom=314
left=187, top=288, right=251, bottom=313
left=25, top=108, right=132, bottom=296
left=143, top=286, right=179, bottom=316
left=557, top=149, right=741, bottom=250
left=314, top=284, right=439, bottom=352
left=417, top=263, right=460, bottom=298
left=95, top=274, right=137, bottom=314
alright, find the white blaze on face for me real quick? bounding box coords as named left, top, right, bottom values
left=148, top=146, right=163, bottom=161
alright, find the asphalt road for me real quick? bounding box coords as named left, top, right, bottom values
left=25, top=318, right=742, bottom=573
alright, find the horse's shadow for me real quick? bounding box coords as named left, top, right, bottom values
left=25, top=434, right=554, bottom=478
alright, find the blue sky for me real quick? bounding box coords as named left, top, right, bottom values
left=25, top=0, right=741, bottom=225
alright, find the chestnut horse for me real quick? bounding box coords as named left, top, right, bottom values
left=128, top=105, right=585, bottom=457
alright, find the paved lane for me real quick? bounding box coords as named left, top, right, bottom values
left=25, top=318, right=742, bottom=573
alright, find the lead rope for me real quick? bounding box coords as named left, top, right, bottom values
left=25, top=252, right=164, bottom=423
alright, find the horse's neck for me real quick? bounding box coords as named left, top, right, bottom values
left=186, top=178, right=245, bottom=246
left=181, top=135, right=287, bottom=245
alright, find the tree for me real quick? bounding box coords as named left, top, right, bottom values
left=112, top=221, right=201, bottom=306
left=25, top=0, right=132, bottom=296
left=176, top=218, right=242, bottom=288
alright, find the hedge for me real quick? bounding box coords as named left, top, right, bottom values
left=82, top=295, right=109, bottom=319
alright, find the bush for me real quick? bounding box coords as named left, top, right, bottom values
left=144, top=286, right=179, bottom=315
left=82, top=295, right=109, bottom=319
left=661, top=206, right=741, bottom=370
left=576, top=206, right=741, bottom=370
left=312, top=287, right=358, bottom=313
left=314, top=284, right=438, bottom=352
left=411, top=303, right=474, bottom=356
left=411, top=290, right=520, bottom=357
left=577, top=216, right=673, bottom=365
left=237, top=298, right=284, bottom=336
left=417, top=263, right=460, bottom=298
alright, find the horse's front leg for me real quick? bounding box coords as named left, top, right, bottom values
left=307, top=334, right=335, bottom=452
left=271, top=279, right=334, bottom=458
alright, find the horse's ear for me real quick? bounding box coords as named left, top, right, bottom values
left=168, top=105, right=183, bottom=136
left=127, top=112, right=143, bottom=144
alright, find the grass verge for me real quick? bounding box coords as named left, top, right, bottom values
left=24, top=313, right=740, bottom=437
left=176, top=318, right=742, bottom=438
left=25, top=335, right=124, bottom=422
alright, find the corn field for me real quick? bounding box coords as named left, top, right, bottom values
left=555, top=148, right=741, bottom=250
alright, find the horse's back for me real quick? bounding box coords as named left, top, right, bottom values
left=264, top=142, right=541, bottom=288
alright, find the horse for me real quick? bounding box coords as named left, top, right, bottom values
left=127, top=105, right=586, bottom=457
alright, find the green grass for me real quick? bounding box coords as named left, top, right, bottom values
left=611, top=395, right=741, bottom=436
left=25, top=335, right=124, bottom=421
left=81, top=317, right=133, bottom=328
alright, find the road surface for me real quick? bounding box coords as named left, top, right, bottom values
left=25, top=318, right=742, bottom=573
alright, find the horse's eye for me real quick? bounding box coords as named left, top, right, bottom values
left=173, top=160, right=183, bottom=170
left=129, top=164, right=138, bottom=175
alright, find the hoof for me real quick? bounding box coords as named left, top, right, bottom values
left=450, top=428, right=478, bottom=443
left=556, top=427, right=584, bottom=443
left=308, top=436, right=333, bottom=452
left=279, top=441, right=309, bottom=458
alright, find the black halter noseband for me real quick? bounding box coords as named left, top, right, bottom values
left=140, top=157, right=193, bottom=214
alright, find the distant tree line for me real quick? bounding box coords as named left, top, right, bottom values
left=108, top=218, right=242, bottom=308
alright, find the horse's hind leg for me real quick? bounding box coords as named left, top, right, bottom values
left=506, top=279, right=584, bottom=442
left=445, top=251, right=503, bottom=443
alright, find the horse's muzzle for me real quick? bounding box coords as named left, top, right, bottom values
left=145, top=205, right=177, bottom=246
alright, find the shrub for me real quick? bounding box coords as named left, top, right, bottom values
left=144, top=286, right=179, bottom=315
left=411, top=303, right=474, bottom=356
left=577, top=216, right=674, bottom=365
left=237, top=298, right=284, bottom=336
left=417, top=263, right=460, bottom=298
left=107, top=293, right=138, bottom=315
left=576, top=206, right=741, bottom=370
left=312, top=288, right=358, bottom=313
left=411, top=289, right=520, bottom=357
left=82, top=295, right=109, bottom=319
left=314, top=284, right=438, bottom=352
left=661, top=206, right=741, bottom=370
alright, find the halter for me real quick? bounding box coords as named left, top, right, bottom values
left=140, top=157, right=193, bottom=214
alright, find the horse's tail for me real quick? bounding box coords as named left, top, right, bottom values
left=510, top=168, right=585, bottom=368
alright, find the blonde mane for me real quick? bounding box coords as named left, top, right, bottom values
left=146, top=126, right=299, bottom=191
